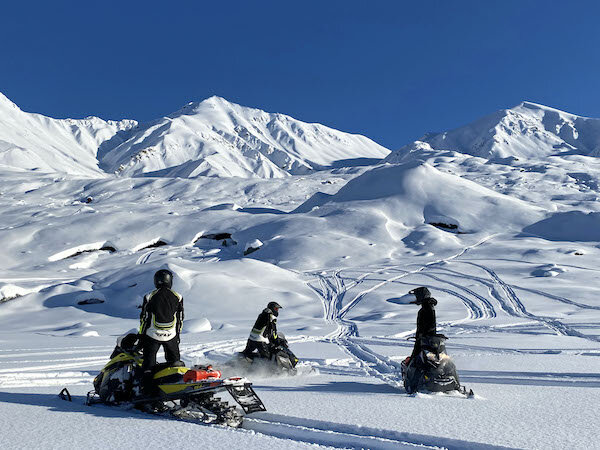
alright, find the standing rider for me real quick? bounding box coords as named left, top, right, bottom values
left=139, top=269, right=184, bottom=392
left=242, top=301, right=282, bottom=359
left=409, top=287, right=438, bottom=361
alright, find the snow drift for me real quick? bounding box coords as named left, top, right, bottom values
left=298, top=161, right=544, bottom=234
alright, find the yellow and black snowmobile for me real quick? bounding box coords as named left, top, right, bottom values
left=86, top=334, right=266, bottom=427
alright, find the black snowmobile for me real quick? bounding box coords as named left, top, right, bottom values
left=85, top=334, right=266, bottom=427
left=230, top=333, right=299, bottom=376
left=401, top=334, right=473, bottom=397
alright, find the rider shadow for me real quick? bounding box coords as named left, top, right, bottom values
left=255, top=380, right=402, bottom=395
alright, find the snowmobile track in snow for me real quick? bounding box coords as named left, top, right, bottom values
left=244, top=413, right=509, bottom=450
left=459, top=262, right=600, bottom=343
left=303, top=235, right=575, bottom=392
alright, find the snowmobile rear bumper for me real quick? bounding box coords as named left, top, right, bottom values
left=225, top=383, right=266, bottom=413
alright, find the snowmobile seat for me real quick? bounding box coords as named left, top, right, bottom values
left=151, top=362, right=189, bottom=385
left=150, top=361, right=185, bottom=377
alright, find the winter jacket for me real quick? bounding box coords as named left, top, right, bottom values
left=416, top=300, right=437, bottom=338
left=139, top=287, right=184, bottom=342
left=248, top=308, right=278, bottom=343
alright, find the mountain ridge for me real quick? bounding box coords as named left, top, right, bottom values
left=387, top=102, right=600, bottom=163
left=0, top=93, right=390, bottom=178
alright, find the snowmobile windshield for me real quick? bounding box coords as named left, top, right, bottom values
left=420, top=335, right=447, bottom=353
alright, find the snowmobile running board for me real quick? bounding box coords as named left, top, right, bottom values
left=129, top=382, right=228, bottom=405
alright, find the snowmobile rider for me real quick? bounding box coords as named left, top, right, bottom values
left=242, top=301, right=282, bottom=359
left=409, top=287, right=438, bottom=361
left=139, top=269, right=184, bottom=391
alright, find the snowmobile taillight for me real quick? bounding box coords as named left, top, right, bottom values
left=183, top=367, right=222, bottom=382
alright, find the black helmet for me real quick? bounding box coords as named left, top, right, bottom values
left=267, top=301, right=282, bottom=316
left=154, top=269, right=173, bottom=289
left=118, top=333, right=139, bottom=352
left=409, top=287, right=432, bottom=305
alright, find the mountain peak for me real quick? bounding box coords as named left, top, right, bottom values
left=389, top=102, right=600, bottom=162
left=509, top=101, right=580, bottom=119
left=0, top=92, right=21, bottom=111
left=202, top=95, right=230, bottom=105
left=515, top=101, right=549, bottom=110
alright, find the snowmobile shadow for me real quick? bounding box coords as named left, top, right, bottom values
left=254, top=380, right=402, bottom=394
left=460, top=370, right=600, bottom=388
left=0, top=391, right=163, bottom=422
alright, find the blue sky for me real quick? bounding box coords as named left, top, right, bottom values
left=2, top=1, right=599, bottom=149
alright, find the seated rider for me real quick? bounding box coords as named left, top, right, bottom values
left=408, top=287, right=438, bottom=362
left=242, top=301, right=282, bottom=359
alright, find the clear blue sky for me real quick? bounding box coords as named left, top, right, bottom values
left=2, top=1, right=599, bottom=149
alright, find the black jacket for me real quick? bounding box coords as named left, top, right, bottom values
left=249, top=308, right=278, bottom=343
left=139, top=287, right=184, bottom=339
left=416, top=300, right=437, bottom=338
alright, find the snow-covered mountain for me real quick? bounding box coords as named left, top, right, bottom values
left=0, top=92, right=137, bottom=176
left=2, top=95, right=600, bottom=449
left=387, top=102, right=600, bottom=162
left=0, top=93, right=390, bottom=178
left=99, top=96, right=390, bottom=178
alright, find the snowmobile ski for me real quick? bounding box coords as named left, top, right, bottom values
left=58, top=388, right=72, bottom=402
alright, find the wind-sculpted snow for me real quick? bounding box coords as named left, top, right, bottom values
left=299, top=161, right=544, bottom=238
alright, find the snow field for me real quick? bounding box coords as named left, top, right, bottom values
left=2, top=98, right=600, bottom=449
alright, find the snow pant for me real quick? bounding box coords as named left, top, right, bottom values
left=141, top=334, right=180, bottom=392
left=410, top=339, right=422, bottom=361
left=242, top=339, right=270, bottom=359
left=410, top=334, right=437, bottom=362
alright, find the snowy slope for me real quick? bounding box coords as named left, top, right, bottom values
left=388, top=102, right=600, bottom=161
left=99, top=96, right=390, bottom=178
left=0, top=93, right=389, bottom=179
left=0, top=93, right=137, bottom=176
left=1, top=100, right=600, bottom=449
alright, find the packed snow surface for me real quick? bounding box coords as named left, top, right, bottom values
left=1, top=97, right=600, bottom=449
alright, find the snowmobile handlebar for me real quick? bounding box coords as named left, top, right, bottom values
left=406, top=333, right=449, bottom=342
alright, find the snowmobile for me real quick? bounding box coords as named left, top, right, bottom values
left=228, top=333, right=299, bottom=376
left=85, top=334, right=266, bottom=427
left=401, top=334, right=473, bottom=397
